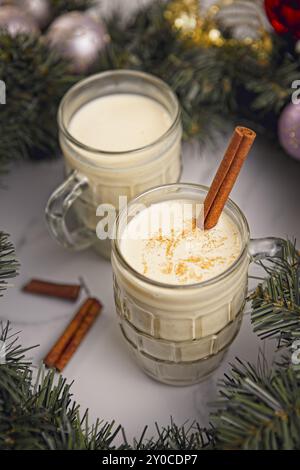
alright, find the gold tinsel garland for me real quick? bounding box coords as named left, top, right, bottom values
left=164, top=0, right=272, bottom=62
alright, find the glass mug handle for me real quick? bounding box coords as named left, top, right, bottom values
left=249, top=237, right=285, bottom=260
left=45, top=170, right=95, bottom=250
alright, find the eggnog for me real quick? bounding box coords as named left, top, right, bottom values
left=68, top=94, right=173, bottom=152
left=46, top=71, right=182, bottom=255
left=120, top=200, right=241, bottom=285
left=112, top=184, right=250, bottom=383
left=61, top=90, right=181, bottom=211
left=112, top=184, right=249, bottom=341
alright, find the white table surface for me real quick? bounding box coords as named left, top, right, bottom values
left=1, top=0, right=300, bottom=444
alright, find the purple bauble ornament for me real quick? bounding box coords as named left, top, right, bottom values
left=0, top=5, right=39, bottom=36
left=278, top=102, right=300, bottom=160
left=47, top=12, right=109, bottom=74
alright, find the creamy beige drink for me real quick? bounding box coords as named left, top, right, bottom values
left=112, top=183, right=285, bottom=385
left=111, top=184, right=250, bottom=386
left=68, top=94, right=173, bottom=152
left=61, top=94, right=181, bottom=256
left=120, top=200, right=241, bottom=285
left=62, top=91, right=181, bottom=211
left=46, top=71, right=182, bottom=255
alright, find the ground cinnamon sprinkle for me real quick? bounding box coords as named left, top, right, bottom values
left=175, top=261, right=188, bottom=277
left=142, top=258, right=148, bottom=275
left=166, top=238, right=180, bottom=257
left=162, top=262, right=173, bottom=275
left=144, top=217, right=231, bottom=283
left=121, top=198, right=242, bottom=285
left=202, top=235, right=227, bottom=250
left=181, top=217, right=197, bottom=238
left=183, top=256, right=202, bottom=263
left=188, top=268, right=203, bottom=283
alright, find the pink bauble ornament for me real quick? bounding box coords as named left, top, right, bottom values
left=47, top=12, right=109, bottom=74
left=278, top=102, right=300, bottom=160
left=17, top=0, right=51, bottom=28
left=0, top=5, right=39, bottom=36
left=0, top=0, right=51, bottom=28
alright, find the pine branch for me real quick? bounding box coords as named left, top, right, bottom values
left=250, top=240, right=300, bottom=346
left=0, top=232, right=18, bottom=295
left=130, top=421, right=212, bottom=450
left=245, top=55, right=299, bottom=115
left=0, top=323, right=123, bottom=450
left=0, top=321, right=211, bottom=450
left=0, top=34, right=80, bottom=168
left=50, top=0, right=95, bottom=20
left=212, top=358, right=300, bottom=450
left=2, top=320, right=300, bottom=450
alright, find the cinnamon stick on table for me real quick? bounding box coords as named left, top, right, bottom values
left=55, top=299, right=102, bottom=372
left=23, top=279, right=81, bottom=301
left=44, top=297, right=102, bottom=371
left=203, top=126, right=256, bottom=230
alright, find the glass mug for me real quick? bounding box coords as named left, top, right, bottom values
left=111, top=183, right=284, bottom=386
left=45, top=70, right=182, bottom=258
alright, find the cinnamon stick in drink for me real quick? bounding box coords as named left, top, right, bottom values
left=204, top=127, right=256, bottom=230
left=23, top=279, right=81, bottom=301
left=44, top=297, right=102, bottom=369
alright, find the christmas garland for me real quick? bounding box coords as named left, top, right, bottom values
left=1, top=233, right=300, bottom=450
left=1, top=0, right=300, bottom=172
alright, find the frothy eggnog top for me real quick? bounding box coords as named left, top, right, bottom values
left=68, top=94, right=172, bottom=152
left=120, top=200, right=242, bottom=285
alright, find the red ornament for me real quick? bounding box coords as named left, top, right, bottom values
left=265, top=0, right=300, bottom=39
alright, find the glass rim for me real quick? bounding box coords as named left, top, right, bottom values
left=57, top=69, right=181, bottom=157
left=112, top=183, right=250, bottom=290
